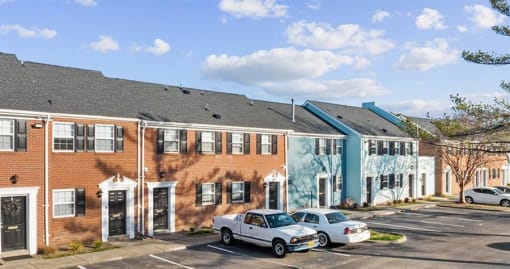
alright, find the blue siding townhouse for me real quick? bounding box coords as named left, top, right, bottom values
left=303, top=101, right=419, bottom=206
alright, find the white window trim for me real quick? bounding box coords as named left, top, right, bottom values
left=201, top=131, right=215, bottom=154
left=261, top=134, right=271, bottom=155
left=394, top=142, right=400, bottom=155
left=318, top=138, right=326, bottom=155
left=0, top=119, right=14, bottom=152
left=164, top=129, right=180, bottom=153
left=53, top=122, right=75, bottom=152
left=231, top=133, right=244, bottom=155
left=383, top=141, right=389, bottom=154
left=202, top=183, right=215, bottom=205
left=381, top=175, right=389, bottom=190
left=95, top=124, right=115, bottom=153
left=231, top=181, right=245, bottom=203
left=53, top=188, right=75, bottom=218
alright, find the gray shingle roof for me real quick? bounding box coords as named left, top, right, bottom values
left=406, top=116, right=444, bottom=138
left=0, top=52, right=342, bottom=135
left=309, top=101, right=411, bottom=137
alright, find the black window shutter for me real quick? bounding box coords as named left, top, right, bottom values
left=195, top=184, right=202, bottom=207
left=244, top=181, right=251, bottom=203
left=271, top=135, right=277, bottom=155
left=215, top=182, right=222, bottom=205
left=326, top=139, right=331, bottom=155
left=333, top=140, right=337, bottom=155
left=315, top=138, right=320, bottom=155
left=227, top=132, right=232, bottom=155
left=399, top=174, right=404, bottom=188
left=244, top=133, right=250, bottom=154
left=215, top=132, right=222, bottom=154
left=227, top=182, right=232, bottom=204
left=380, top=175, right=384, bottom=189
left=368, top=140, right=373, bottom=155
left=195, top=131, right=202, bottom=154
left=115, top=126, right=124, bottom=152
left=76, top=124, right=85, bottom=152
left=256, top=134, right=261, bottom=154
left=389, top=142, right=395, bottom=156
left=75, top=188, right=86, bottom=216
left=400, top=142, right=406, bottom=156
left=180, top=129, right=187, bottom=154
left=15, top=120, right=27, bottom=152
left=389, top=174, right=395, bottom=189
left=409, top=142, right=414, bottom=155
left=157, top=129, right=164, bottom=154
left=87, top=125, right=95, bottom=151
left=377, top=141, right=383, bottom=155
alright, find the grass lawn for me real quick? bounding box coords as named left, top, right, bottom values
left=369, top=230, right=404, bottom=241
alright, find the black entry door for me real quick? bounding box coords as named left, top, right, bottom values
left=108, top=190, right=126, bottom=236
left=268, top=182, right=278, bottom=209
left=1, top=196, right=26, bottom=251
left=153, top=188, right=168, bottom=230
left=318, top=177, right=326, bottom=207
left=366, top=177, right=372, bottom=204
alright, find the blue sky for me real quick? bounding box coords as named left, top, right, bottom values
left=0, top=0, right=508, bottom=117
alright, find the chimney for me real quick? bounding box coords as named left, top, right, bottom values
left=291, top=98, right=296, bottom=122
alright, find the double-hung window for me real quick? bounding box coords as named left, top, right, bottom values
left=231, top=182, right=244, bottom=203
left=0, top=119, right=14, bottom=151
left=231, top=133, right=243, bottom=154
left=201, top=132, right=215, bottom=153
left=394, top=142, right=400, bottom=155
left=318, top=138, right=327, bottom=155
left=53, top=122, right=75, bottom=151
left=201, top=183, right=215, bottom=205
left=53, top=189, right=75, bottom=217
left=261, top=134, right=271, bottom=154
left=95, top=125, right=114, bottom=152
left=164, top=129, right=179, bottom=153
left=380, top=175, right=389, bottom=189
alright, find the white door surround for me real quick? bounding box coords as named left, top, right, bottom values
left=264, top=170, right=284, bottom=210
left=146, top=181, right=178, bottom=236
left=316, top=173, right=330, bottom=208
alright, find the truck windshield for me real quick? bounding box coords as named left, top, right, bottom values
left=265, top=213, right=296, bottom=228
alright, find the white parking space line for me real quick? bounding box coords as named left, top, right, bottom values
left=437, top=216, right=483, bottom=222
left=150, top=254, right=195, bottom=269
left=400, top=212, right=428, bottom=216
left=421, top=209, right=470, bottom=215
left=77, top=266, right=87, bottom=269
left=367, top=222, right=441, bottom=232
left=312, top=248, right=351, bottom=257
left=207, top=245, right=301, bottom=269
left=392, top=217, right=465, bottom=228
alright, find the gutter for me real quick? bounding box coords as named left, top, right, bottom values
left=141, top=120, right=147, bottom=235
left=43, top=115, right=51, bottom=246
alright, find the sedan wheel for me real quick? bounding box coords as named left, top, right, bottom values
left=318, top=232, right=330, bottom=248
left=465, top=196, right=474, bottom=204
left=501, top=199, right=510, bottom=207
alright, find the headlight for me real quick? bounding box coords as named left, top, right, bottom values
left=314, top=233, right=318, bottom=239
left=290, top=237, right=298, bottom=244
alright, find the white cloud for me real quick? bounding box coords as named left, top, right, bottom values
left=218, top=0, right=288, bottom=18
left=286, top=21, right=394, bottom=55
left=465, top=4, right=505, bottom=28
left=89, top=35, right=119, bottom=53
left=0, top=24, right=56, bottom=39
left=0, top=0, right=14, bottom=4
left=393, top=39, right=459, bottom=71
left=75, top=0, right=97, bottom=6
left=144, top=38, right=171, bottom=55
left=457, top=25, right=468, bottom=33
left=382, top=99, right=450, bottom=118
left=201, top=47, right=387, bottom=99
left=372, top=10, right=390, bottom=23
left=306, top=0, right=321, bottom=10
left=416, top=8, right=446, bottom=30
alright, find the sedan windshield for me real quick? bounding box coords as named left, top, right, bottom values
left=325, top=212, right=348, bottom=224
left=265, top=213, right=296, bottom=228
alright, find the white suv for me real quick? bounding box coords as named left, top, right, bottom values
left=464, top=187, right=510, bottom=207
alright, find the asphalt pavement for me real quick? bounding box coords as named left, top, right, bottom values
left=0, top=201, right=444, bottom=269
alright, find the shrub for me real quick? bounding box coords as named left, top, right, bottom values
left=68, top=241, right=84, bottom=254
left=404, top=197, right=410, bottom=203
left=93, top=240, right=103, bottom=250
left=363, top=202, right=369, bottom=208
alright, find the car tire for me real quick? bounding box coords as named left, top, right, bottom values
left=500, top=199, right=510, bottom=207
left=465, top=196, right=474, bottom=204
left=221, top=228, right=233, bottom=245
left=272, top=239, right=287, bottom=258
left=318, top=232, right=330, bottom=248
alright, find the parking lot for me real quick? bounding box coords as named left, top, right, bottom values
left=74, top=206, right=510, bottom=269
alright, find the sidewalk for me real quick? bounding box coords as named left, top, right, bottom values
left=0, top=232, right=220, bottom=269
left=0, top=202, right=438, bottom=269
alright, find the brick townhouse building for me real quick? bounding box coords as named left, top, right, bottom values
left=0, top=52, right=345, bottom=256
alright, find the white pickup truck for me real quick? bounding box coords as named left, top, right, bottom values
left=212, top=209, right=319, bottom=258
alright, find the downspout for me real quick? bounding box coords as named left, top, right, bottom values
left=284, top=134, right=289, bottom=211
left=137, top=121, right=141, bottom=234
left=141, top=121, right=146, bottom=235
left=43, top=115, right=50, bottom=246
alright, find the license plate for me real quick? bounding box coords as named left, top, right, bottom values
left=307, top=241, right=314, bottom=247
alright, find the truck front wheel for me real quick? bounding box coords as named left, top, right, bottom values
left=221, top=228, right=233, bottom=245
left=272, top=239, right=288, bottom=258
